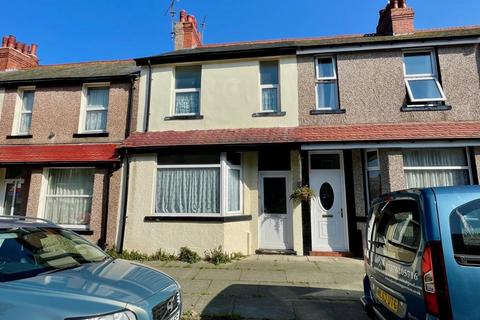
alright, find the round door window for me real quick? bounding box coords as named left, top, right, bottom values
left=319, top=183, right=334, bottom=210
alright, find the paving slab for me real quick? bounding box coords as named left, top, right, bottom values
left=207, top=280, right=260, bottom=297
left=155, top=266, right=201, bottom=280
left=239, top=269, right=287, bottom=282
left=194, top=268, right=242, bottom=281
left=178, top=279, right=212, bottom=294
left=233, top=297, right=295, bottom=320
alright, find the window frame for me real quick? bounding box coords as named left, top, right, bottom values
left=173, top=66, right=202, bottom=116
left=154, top=152, right=243, bottom=217
left=12, top=86, right=35, bottom=136
left=39, top=167, right=95, bottom=230
left=259, top=60, right=281, bottom=113
left=78, top=82, right=110, bottom=134
left=314, top=56, right=340, bottom=110
left=364, top=149, right=382, bottom=208
left=402, top=49, right=446, bottom=104
left=403, top=147, right=473, bottom=188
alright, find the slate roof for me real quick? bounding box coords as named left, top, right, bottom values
left=122, top=121, right=480, bottom=149
left=0, top=144, right=119, bottom=163
left=0, top=60, right=139, bottom=84
left=136, top=26, right=480, bottom=65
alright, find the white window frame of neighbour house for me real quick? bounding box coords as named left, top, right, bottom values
left=259, top=60, right=281, bottom=112
left=38, top=167, right=95, bottom=230
left=403, top=147, right=473, bottom=189
left=402, top=49, right=446, bottom=104
left=12, top=86, right=35, bottom=136
left=315, top=56, right=340, bottom=110
left=173, top=66, right=201, bottom=116
left=364, top=149, right=382, bottom=208
left=78, top=83, right=110, bottom=134
left=154, top=152, right=243, bottom=217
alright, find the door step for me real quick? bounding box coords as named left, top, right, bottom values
left=309, top=251, right=354, bottom=257
left=256, top=249, right=297, bottom=255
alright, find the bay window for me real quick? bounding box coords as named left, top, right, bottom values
left=44, top=168, right=94, bottom=228
left=156, top=152, right=242, bottom=215
left=365, top=150, right=382, bottom=206
left=175, top=65, right=201, bottom=115
left=403, top=148, right=471, bottom=189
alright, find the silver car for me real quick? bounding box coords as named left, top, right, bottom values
left=0, top=216, right=181, bottom=320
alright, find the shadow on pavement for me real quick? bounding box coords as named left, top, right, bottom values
left=200, top=284, right=369, bottom=320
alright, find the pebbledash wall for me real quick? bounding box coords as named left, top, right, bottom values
left=0, top=76, right=138, bottom=246
left=123, top=151, right=304, bottom=255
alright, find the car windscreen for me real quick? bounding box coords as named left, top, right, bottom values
left=0, top=227, right=108, bottom=282
left=450, top=199, right=480, bottom=265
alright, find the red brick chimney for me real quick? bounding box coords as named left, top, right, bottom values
left=174, top=10, right=202, bottom=50
left=376, top=0, right=415, bottom=36
left=0, top=35, right=39, bottom=71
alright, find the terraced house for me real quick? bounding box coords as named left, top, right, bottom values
left=118, top=0, right=480, bottom=257
left=0, top=36, right=139, bottom=247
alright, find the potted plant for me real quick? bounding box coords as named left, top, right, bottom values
left=290, top=185, right=315, bottom=202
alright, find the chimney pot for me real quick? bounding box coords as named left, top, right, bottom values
left=180, top=10, right=187, bottom=22
left=174, top=9, right=202, bottom=50
left=30, top=44, right=38, bottom=56
left=6, top=35, right=16, bottom=48
left=377, top=0, right=414, bottom=35
left=0, top=36, right=39, bottom=71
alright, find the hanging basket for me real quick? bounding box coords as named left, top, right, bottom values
left=290, top=185, right=315, bottom=203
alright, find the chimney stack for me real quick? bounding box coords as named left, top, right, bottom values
left=174, top=10, right=202, bottom=50
left=0, top=35, right=39, bottom=71
left=376, top=0, right=415, bottom=36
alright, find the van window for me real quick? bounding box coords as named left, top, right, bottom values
left=372, top=199, right=421, bottom=264
left=450, top=199, right=480, bottom=260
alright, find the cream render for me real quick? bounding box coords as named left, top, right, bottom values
left=136, top=57, right=299, bottom=132
left=123, top=151, right=304, bottom=256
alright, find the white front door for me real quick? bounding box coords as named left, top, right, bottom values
left=309, top=152, right=349, bottom=252
left=0, top=179, right=24, bottom=216
left=259, top=172, right=293, bottom=250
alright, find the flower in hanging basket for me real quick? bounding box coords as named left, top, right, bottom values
left=290, top=185, right=315, bottom=202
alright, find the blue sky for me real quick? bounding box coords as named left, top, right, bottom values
left=1, top=0, right=479, bottom=65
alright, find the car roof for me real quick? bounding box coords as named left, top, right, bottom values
left=0, top=216, right=59, bottom=230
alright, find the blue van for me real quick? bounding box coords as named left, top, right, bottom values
left=361, top=186, right=480, bottom=320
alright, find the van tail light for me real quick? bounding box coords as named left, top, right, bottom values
left=421, top=241, right=452, bottom=319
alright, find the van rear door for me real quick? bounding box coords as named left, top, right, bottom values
left=368, top=198, right=425, bottom=319
left=437, top=197, right=480, bottom=320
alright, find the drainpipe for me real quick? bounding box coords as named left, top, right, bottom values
left=144, top=59, right=152, bottom=132
left=124, top=76, right=136, bottom=138
left=116, top=150, right=130, bottom=253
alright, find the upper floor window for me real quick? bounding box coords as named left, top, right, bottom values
left=175, top=66, right=201, bottom=115
left=315, top=57, right=339, bottom=110
left=13, top=87, right=35, bottom=135
left=260, top=61, right=280, bottom=112
left=403, top=51, right=446, bottom=104
left=18, top=89, right=34, bottom=134
left=79, top=83, right=109, bottom=133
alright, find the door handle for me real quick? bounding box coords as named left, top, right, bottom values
left=341, top=208, right=343, bottom=218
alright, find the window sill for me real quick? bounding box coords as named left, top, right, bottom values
left=164, top=115, right=204, bottom=121
left=310, top=109, right=346, bottom=115
left=73, top=132, right=109, bottom=138
left=401, top=105, right=452, bottom=112
left=144, top=215, right=252, bottom=223
left=6, top=134, right=33, bottom=139
left=252, top=111, right=286, bottom=118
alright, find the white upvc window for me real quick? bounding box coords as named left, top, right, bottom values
left=174, top=65, right=201, bottom=115
left=42, top=168, right=95, bottom=229
left=403, top=50, right=446, bottom=104
left=79, top=83, right=110, bottom=133
left=155, top=152, right=243, bottom=216
left=259, top=61, right=280, bottom=112
left=13, top=87, right=35, bottom=135
left=315, top=56, right=339, bottom=110
left=403, top=148, right=472, bottom=189
left=365, top=149, right=382, bottom=207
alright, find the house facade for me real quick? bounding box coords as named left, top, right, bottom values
left=0, top=37, right=139, bottom=247
left=119, top=1, right=480, bottom=257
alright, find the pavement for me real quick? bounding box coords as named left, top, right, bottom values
left=144, top=255, right=370, bottom=320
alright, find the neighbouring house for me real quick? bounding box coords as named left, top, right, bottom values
left=0, top=36, right=140, bottom=247
left=120, top=1, right=479, bottom=257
